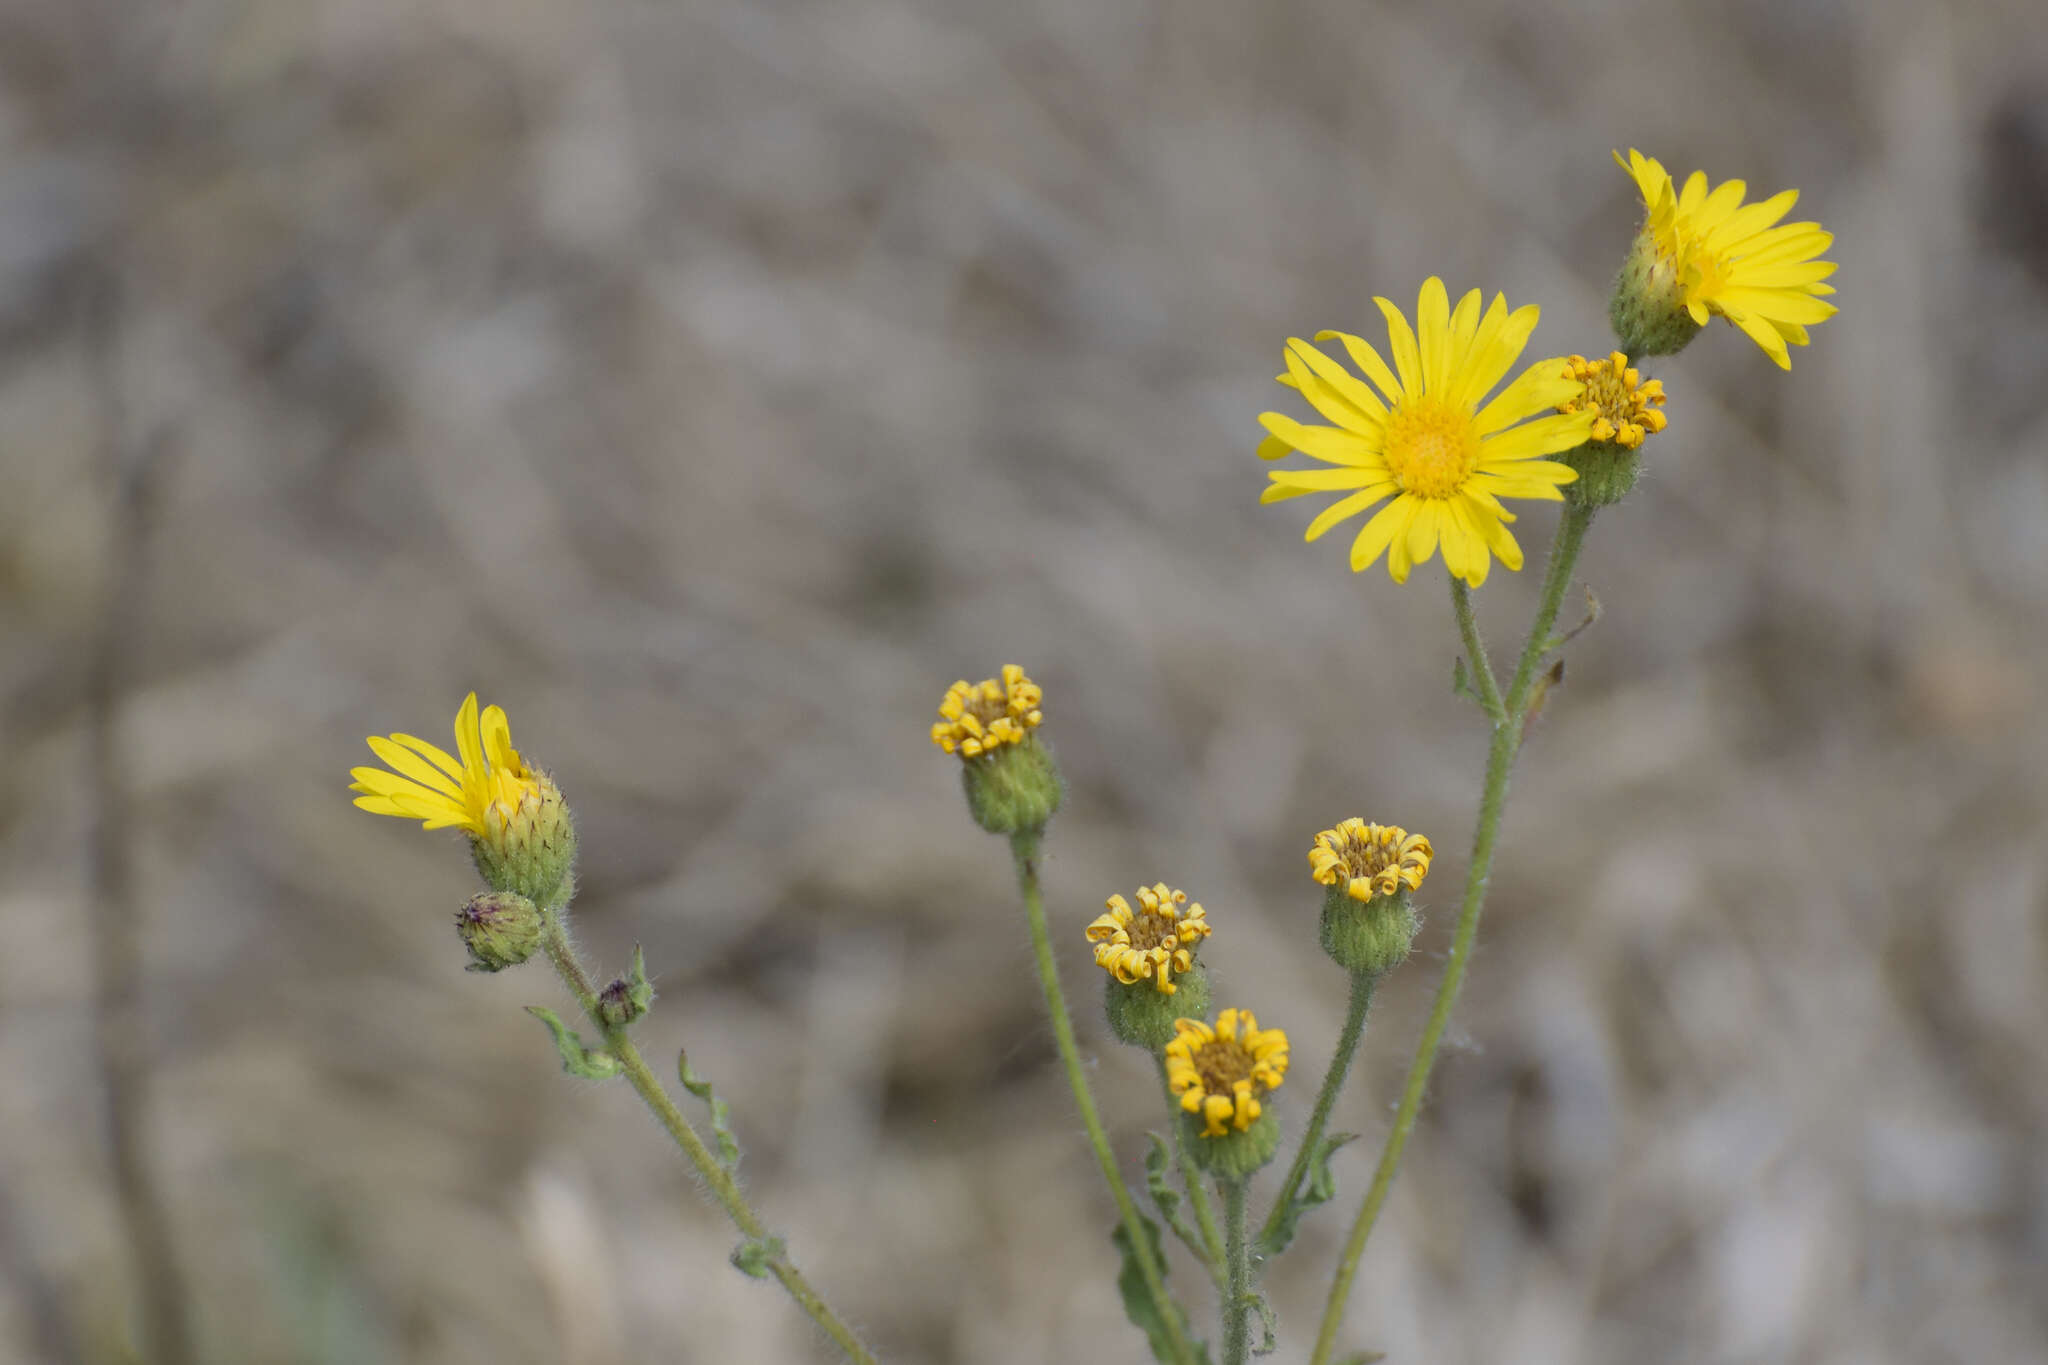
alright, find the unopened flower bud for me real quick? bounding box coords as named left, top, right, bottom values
left=1309, top=820, right=1431, bottom=977
left=1165, top=1009, right=1289, bottom=1177
left=1555, top=352, right=1670, bottom=508
left=596, top=946, right=655, bottom=1029
left=1087, top=884, right=1214, bottom=1049
left=930, top=666, right=1063, bottom=835
left=456, top=891, right=543, bottom=972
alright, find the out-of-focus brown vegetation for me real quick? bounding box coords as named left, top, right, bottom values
left=3, top=1, right=2046, bottom=1361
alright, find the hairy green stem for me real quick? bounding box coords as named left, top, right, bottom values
left=1220, top=1179, right=1252, bottom=1365
left=1010, top=833, right=1199, bottom=1365
left=1451, top=578, right=1506, bottom=722
left=537, top=912, right=878, bottom=1365
left=1258, top=969, right=1375, bottom=1253
left=1309, top=504, right=1595, bottom=1365
left=1156, top=1053, right=1229, bottom=1285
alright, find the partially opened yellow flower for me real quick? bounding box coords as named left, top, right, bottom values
left=1615, top=149, right=1838, bottom=369
left=351, top=692, right=538, bottom=833
left=1258, top=278, right=1595, bottom=588
left=351, top=692, right=576, bottom=899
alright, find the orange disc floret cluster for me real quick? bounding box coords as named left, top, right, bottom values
left=1165, top=1008, right=1290, bottom=1138
left=351, top=692, right=546, bottom=836
left=1558, top=353, right=1667, bottom=450
left=930, top=665, right=1044, bottom=759
left=1086, top=884, right=1212, bottom=995
left=1309, top=819, right=1433, bottom=902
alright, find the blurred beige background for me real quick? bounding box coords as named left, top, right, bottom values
left=4, top=0, right=2047, bottom=1361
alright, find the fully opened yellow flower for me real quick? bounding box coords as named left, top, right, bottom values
left=1616, top=149, right=1837, bottom=369
left=351, top=692, right=542, bottom=833
left=1086, top=884, right=1212, bottom=995
left=930, top=665, right=1043, bottom=759
left=1165, top=1008, right=1290, bottom=1138
left=1309, top=819, right=1433, bottom=902
left=1258, top=278, right=1595, bottom=588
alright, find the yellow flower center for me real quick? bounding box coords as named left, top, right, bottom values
left=1557, top=353, right=1667, bottom=451
left=1188, top=1036, right=1258, bottom=1095
left=1382, top=400, right=1479, bottom=500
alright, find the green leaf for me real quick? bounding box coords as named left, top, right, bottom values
left=1111, top=1215, right=1209, bottom=1365
left=1143, top=1135, right=1200, bottom=1250
left=525, top=1006, right=620, bottom=1079
left=730, top=1235, right=785, bottom=1279
left=1251, top=1289, right=1278, bottom=1356
left=1261, top=1132, right=1357, bottom=1257
left=678, top=1049, right=742, bottom=1172
left=625, top=944, right=655, bottom=1015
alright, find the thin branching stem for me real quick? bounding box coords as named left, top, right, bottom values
left=1258, top=968, right=1375, bottom=1254
left=537, top=912, right=877, bottom=1365
left=1010, top=832, right=1200, bottom=1365
left=1309, top=504, right=1595, bottom=1365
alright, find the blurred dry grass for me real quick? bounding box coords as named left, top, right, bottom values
left=3, top=0, right=2047, bottom=1361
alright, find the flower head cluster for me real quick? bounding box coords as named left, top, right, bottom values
left=1310, top=819, right=1433, bottom=902
left=1615, top=149, right=1837, bottom=369
left=1165, top=1008, right=1290, bottom=1138
left=1558, top=352, right=1667, bottom=450
left=1086, top=884, right=1212, bottom=995
left=1259, top=277, right=1596, bottom=588
left=930, top=665, right=1044, bottom=759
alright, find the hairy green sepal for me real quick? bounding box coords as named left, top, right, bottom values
left=1106, top=967, right=1209, bottom=1051
left=1318, top=888, right=1417, bottom=977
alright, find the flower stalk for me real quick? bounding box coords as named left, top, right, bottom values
left=1156, top=1053, right=1228, bottom=1280
left=1259, top=969, right=1374, bottom=1253
left=1308, top=502, right=1595, bottom=1365
left=1010, top=832, right=1200, bottom=1365
left=534, top=905, right=878, bottom=1365
left=1220, top=1178, right=1253, bottom=1365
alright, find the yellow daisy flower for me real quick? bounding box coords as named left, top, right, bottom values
left=350, top=691, right=545, bottom=835
left=1616, top=149, right=1838, bottom=369
left=1258, top=277, right=1596, bottom=588
left=930, top=664, right=1044, bottom=760
left=1086, top=884, right=1212, bottom=995
left=1309, top=819, right=1433, bottom=902
left=1164, top=1008, right=1290, bottom=1138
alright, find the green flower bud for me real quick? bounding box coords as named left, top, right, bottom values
left=1308, top=819, right=1432, bottom=976
left=1105, top=966, right=1210, bottom=1051
left=960, top=736, right=1063, bottom=837
left=1181, top=1107, right=1281, bottom=1181
left=456, top=891, right=543, bottom=972
left=471, top=768, right=578, bottom=904
left=1319, top=886, right=1418, bottom=978
left=597, top=945, right=655, bottom=1029
left=1610, top=227, right=1704, bottom=360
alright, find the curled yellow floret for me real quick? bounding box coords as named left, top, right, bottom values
left=1085, top=884, right=1212, bottom=995
left=1617, top=149, right=1838, bottom=369
left=1309, top=819, right=1433, bottom=902
left=350, top=692, right=543, bottom=835
left=1164, top=1008, right=1290, bottom=1138
left=930, top=664, right=1044, bottom=759
left=1258, top=277, right=1596, bottom=588
left=1558, top=352, right=1668, bottom=450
